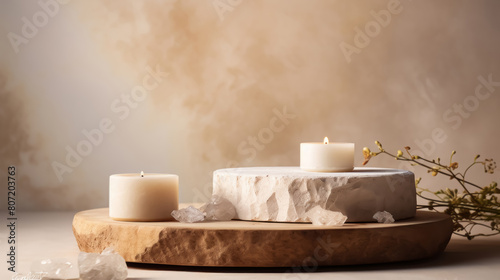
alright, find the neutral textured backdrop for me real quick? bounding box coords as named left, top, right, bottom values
left=1, top=0, right=499, bottom=210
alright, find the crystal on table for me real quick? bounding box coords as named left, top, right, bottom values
left=171, top=205, right=205, bottom=223
left=200, top=195, right=236, bottom=221
left=373, top=211, right=395, bottom=223
left=305, top=205, right=347, bottom=226
left=78, top=247, right=127, bottom=280
left=30, top=258, right=78, bottom=279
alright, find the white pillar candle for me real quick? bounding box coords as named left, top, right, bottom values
left=109, top=172, right=179, bottom=221
left=300, top=137, right=355, bottom=172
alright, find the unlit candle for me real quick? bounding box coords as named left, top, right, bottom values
left=109, top=173, right=179, bottom=221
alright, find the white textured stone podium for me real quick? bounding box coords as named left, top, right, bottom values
left=213, top=167, right=416, bottom=222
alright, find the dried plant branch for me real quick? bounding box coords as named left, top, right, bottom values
left=363, top=141, right=499, bottom=240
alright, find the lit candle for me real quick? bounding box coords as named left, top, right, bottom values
left=300, top=137, right=355, bottom=172
left=109, top=172, right=179, bottom=221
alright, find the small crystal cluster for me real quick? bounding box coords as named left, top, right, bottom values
left=30, top=258, right=78, bottom=279
left=30, top=247, right=127, bottom=280
left=78, top=247, right=128, bottom=280
left=305, top=205, right=348, bottom=226
left=171, top=195, right=236, bottom=223
left=171, top=206, right=205, bottom=223
left=201, top=195, right=236, bottom=221
left=373, top=211, right=395, bottom=223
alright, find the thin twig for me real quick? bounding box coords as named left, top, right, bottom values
left=363, top=142, right=499, bottom=239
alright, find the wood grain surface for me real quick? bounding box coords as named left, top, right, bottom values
left=73, top=207, right=453, bottom=267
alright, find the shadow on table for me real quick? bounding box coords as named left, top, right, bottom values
left=126, top=238, right=500, bottom=274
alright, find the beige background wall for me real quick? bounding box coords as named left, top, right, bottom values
left=1, top=0, right=499, bottom=211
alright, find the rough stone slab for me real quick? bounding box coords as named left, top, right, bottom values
left=72, top=207, right=453, bottom=267
left=213, top=167, right=416, bottom=222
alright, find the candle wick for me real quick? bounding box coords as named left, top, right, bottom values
left=141, top=171, right=144, bottom=177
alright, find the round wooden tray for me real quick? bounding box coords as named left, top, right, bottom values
left=72, top=207, right=453, bottom=267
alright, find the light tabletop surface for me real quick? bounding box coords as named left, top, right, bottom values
left=2, top=211, right=500, bottom=280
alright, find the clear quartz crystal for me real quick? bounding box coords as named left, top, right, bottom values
left=305, top=205, right=347, bottom=226
left=201, top=195, right=236, bottom=221
left=373, top=211, right=395, bottom=223
left=30, top=258, right=79, bottom=279
left=78, top=247, right=128, bottom=280
left=171, top=206, right=205, bottom=223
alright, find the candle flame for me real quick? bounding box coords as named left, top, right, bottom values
left=141, top=171, right=144, bottom=177
left=324, top=137, right=329, bottom=144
